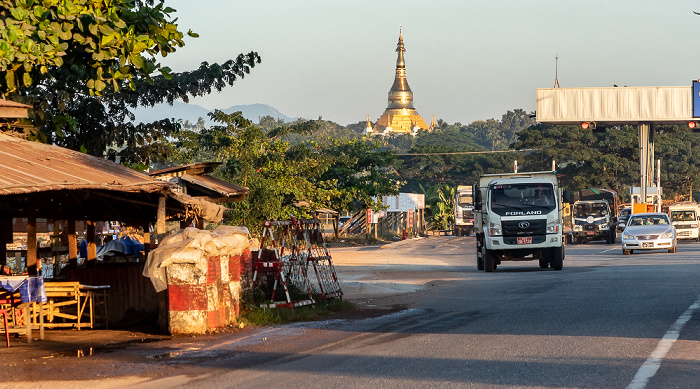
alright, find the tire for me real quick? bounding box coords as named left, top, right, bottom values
left=550, top=246, right=564, bottom=270
left=466, top=229, right=471, bottom=237
left=476, top=238, right=484, bottom=270
left=668, top=243, right=677, bottom=253
left=483, top=246, right=495, bottom=272
left=696, top=236, right=699, bottom=243
left=539, top=258, right=549, bottom=269
left=608, top=230, right=616, bottom=244
left=623, top=249, right=631, bottom=255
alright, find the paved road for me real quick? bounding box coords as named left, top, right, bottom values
left=14, top=236, right=700, bottom=388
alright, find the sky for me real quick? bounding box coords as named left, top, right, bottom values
left=159, top=0, right=700, bottom=126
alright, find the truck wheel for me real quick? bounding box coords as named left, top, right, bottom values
left=550, top=246, right=564, bottom=270
left=696, top=236, right=699, bottom=243
left=466, top=229, right=471, bottom=237
left=608, top=230, right=616, bottom=244
left=476, top=238, right=484, bottom=270
left=483, top=246, right=495, bottom=272
left=539, top=258, right=549, bottom=269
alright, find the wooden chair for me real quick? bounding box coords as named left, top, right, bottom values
left=0, top=308, right=9, bottom=347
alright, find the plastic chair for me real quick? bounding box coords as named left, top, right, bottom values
left=0, top=308, right=9, bottom=347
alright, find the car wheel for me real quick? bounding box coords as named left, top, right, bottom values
left=483, top=246, right=495, bottom=272
left=623, top=249, right=631, bottom=255
left=550, top=246, right=564, bottom=270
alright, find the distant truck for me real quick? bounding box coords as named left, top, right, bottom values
left=667, top=202, right=700, bottom=242
left=474, top=171, right=567, bottom=272
left=454, top=185, right=474, bottom=236
left=570, top=189, right=618, bottom=244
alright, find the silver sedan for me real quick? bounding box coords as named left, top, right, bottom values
left=621, top=212, right=677, bottom=255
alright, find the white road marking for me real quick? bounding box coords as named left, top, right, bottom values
left=626, top=294, right=700, bottom=389
left=595, top=248, right=618, bottom=254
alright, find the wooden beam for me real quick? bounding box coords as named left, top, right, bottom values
left=156, top=195, right=166, bottom=244
left=27, top=216, right=37, bottom=275
left=86, top=220, right=96, bottom=263
left=67, top=219, right=78, bottom=268
left=0, top=215, right=8, bottom=266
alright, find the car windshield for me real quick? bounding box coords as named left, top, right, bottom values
left=490, top=183, right=556, bottom=214
left=457, top=193, right=473, bottom=206
left=670, top=211, right=695, bottom=222
left=574, top=203, right=609, bottom=217
left=628, top=215, right=670, bottom=226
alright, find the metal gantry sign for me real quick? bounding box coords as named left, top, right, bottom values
left=536, top=84, right=700, bottom=206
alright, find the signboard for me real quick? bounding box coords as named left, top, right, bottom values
left=694, top=81, right=700, bottom=118
left=377, top=193, right=425, bottom=212
left=366, top=209, right=378, bottom=224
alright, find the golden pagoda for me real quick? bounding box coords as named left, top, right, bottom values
left=373, top=29, right=432, bottom=136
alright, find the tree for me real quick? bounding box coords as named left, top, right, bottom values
left=0, top=0, right=190, bottom=95
left=1, top=0, right=260, bottom=165
left=171, top=111, right=401, bottom=231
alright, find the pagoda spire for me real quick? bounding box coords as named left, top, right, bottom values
left=387, top=27, right=413, bottom=110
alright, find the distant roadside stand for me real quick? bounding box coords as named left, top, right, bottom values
left=0, top=112, right=245, bottom=340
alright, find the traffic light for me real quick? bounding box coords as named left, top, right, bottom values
left=582, top=122, right=605, bottom=133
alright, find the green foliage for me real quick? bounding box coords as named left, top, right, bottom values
left=240, top=298, right=355, bottom=326
left=420, top=183, right=454, bottom=230
left=0, top=0, right=191, bottom=96
left=1, top=0, right=260, bottom=165
left=172, top=111, right=400, bottom=233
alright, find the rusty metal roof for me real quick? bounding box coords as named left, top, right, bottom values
left=148, top=162, right=222, bottom=177
left=180, top=174, right=249, bottom=203
left=0, top=133, right=168, bottom=196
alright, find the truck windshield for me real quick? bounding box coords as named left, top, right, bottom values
left=670, top=211, right=696, bottom=222
left=490, top=183, right=555, bottom=213
left=457, top=194, right=473, bottom=206
left=574, top=203, right=608, bottom=217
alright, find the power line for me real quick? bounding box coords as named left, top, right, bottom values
left=396, top=148, right=538, bottom=156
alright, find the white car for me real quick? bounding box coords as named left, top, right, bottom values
left=621, top=212, right=677, bottom=255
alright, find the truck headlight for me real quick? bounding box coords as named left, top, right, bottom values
left=661, top=231, right=673, bottom=239
left=623, top=233, right=634, bottom=240
left=573, top=225, right=582, bottom=231
left=489, top=223, right=502, bottom=236
left=692, top=223, right=699, bottom=228
left=599, top=223, right=609, bottom=230
left=546, top=224, right=559, bottom=234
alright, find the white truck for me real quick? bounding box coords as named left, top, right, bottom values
left=668, top=202, right=700, bottom=242
left=474, top=171, right=567, bottom=272
left=454, top=185, right=474, bottom=236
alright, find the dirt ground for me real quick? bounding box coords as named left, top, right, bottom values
left=0, top=236, right=465, bottom=382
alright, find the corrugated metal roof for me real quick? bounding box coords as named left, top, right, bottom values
left=0, top=133, right=169, bottom=196
left=180, top=174, right=249, bottom=200
left=148, top=162, right=222, bottom=176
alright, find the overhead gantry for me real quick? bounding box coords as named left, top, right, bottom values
left=536, top=84, right=700, bottom=205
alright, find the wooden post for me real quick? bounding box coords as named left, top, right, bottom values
left=156, top=195, right=166, bottom=244
left=86, top=220, right=96, bottom=264
left=142, top=222, right=151, bottom=259
left=27, top=216, right=38, bottom=275
left=52, top=220, right=60, bottom=277
left=0, top=215, right=8, bottom=266
left=67, top=219, right=78, bottom=268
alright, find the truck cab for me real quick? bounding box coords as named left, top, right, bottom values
left=454, top=185, right=474, bottom=236
left=474, top=171, right=564, bottom=272
left=571, top=200, right=616, bottom=244
left=668, top=202, right=700, bottom=242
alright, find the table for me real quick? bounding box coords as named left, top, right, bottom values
left=0, top=276, right=46, bottom=342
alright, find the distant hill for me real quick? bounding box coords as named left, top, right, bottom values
left=132, top=102, right=295, bottom=126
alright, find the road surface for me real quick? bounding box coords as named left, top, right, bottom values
left=7, top=236, right=700, bottom=388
